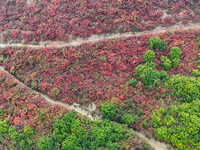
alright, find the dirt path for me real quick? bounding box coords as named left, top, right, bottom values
left=0, top=22, right=199, bottom=49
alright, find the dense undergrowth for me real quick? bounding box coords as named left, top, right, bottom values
left=1, top=28, right=200, bottom=149
left=151, top=101, right=200, bottom=150
left=0, top=69, right=69, bottom=149
left=0, top=69, right=151, bottom=150
left=0, top=0, right=200, bottom=43
left=1, top=29, right=199, bottom=105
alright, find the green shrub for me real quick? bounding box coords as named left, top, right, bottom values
left=105, top=142, right=119, bottom=150
left=53, top=112, right=76, bottom=142
left=151, top=101, right=200, bottom=149
left=0, top=120, right=8, bottom=135
left=143, top=50, right=155, bottom=62
left=8, top=127, right=20, bottom=141
left=172, top=58, right=180, bottom=67
left=121, top=113, right=137, bottom=125
left=149, top=36, right=166, bottom=51
left=61, top=134, right=79, bottom=150
left=143, top=144, right=149, bottom=150
left=135, top=64, right=145, bottom=77
left=37, top=137, right=54, bottom=150
left=91, top=120, right=124, bottom=147
left=142, top=120, right=148, bottom=128
left=170, top=47, right=182, bottom=60
left=139, top=110, right=143, bottom=116
left=198, top=42, right=200, bottom=48
left=149, top=36, right=160, bottom=50
left=50, top=112, right=149, bottom=149
left=144, top=61, right=156, bottom=69
left=135, top=62, right=160, bottom=88
left=159, top=71, right=169, bottom=82
left=24, top=125, right=34, bottom=138
left=0, top=109, right=3, bottom=115
left=129, top=78, right=137, bottom=87
left=27, top=139, right=33, bottom=149
left=164, top=75, right=200, bottom=102
left=140, top=68, right=160, bottom=88
left=160, top=56, right=172, bottom=70
left=135, top=62, right=156, bottom=77
left=20, top=140, right=26, bottom=149
left=100, top=102, right=117, bottom=119
left=192, top=69, right=200, bottom=77
left=158, top=40, right=166, bottom=52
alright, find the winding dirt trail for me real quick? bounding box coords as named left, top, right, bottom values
left=0, top=22, right=199, bottom=49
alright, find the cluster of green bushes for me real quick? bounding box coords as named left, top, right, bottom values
left=135, top=42, right=182, bottom=88
left=100, top=102, right=148, bottom=128
left=160, top=47, right=182, bottom=70
left=151, top=100, right=200, bottom=149
left=150, top=36, right=200, bottom=149
left=0, top=120, right=34, bottom=149
left=135, top=50, right=169, bottom=88
left=37, top=112, right=146, bottom=150
left=149, top=36, right=166, bottom=51
left=164, top=75, right=200, bottom=102
left=148, top=36, right=181, bottom=70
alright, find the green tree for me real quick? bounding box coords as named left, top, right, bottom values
left=8, top=127, right=20, bottom=141
left=53, top=112, right=76, bottom=143
left=0, top=120, right=8, bottom=135
left=161, top=56, right=171, bottom=70
left=170, top=47, right=182, bottom=60
left=140, top=68, right=160, bottom=88
left=20, top=140, right=26, bottom=149
left=24, top=125, right=34, bottom=138
left=149, top=36, right=166, bottom=51
left=100, top=102, right=117, bottom=119
left=143, top=50, right=155, bottom=62
left=149, top=36, right=161, bottom=50
left=121, top=113, right=137, bottom=125
left=164, top=75, right=200, bottom=102
left=61, top=134, right=78, bottom=150
left=0, top=109, right=3, bottom=115
left=37, top=137, right=54, bottom=150
left=129, top=78, right=137, bottom=87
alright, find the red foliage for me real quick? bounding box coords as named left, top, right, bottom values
left=0, top=69, right=70, bottom=132
left=0, top=0, right=199, bottom=43
left=1, top=29, right=199, bottom=107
